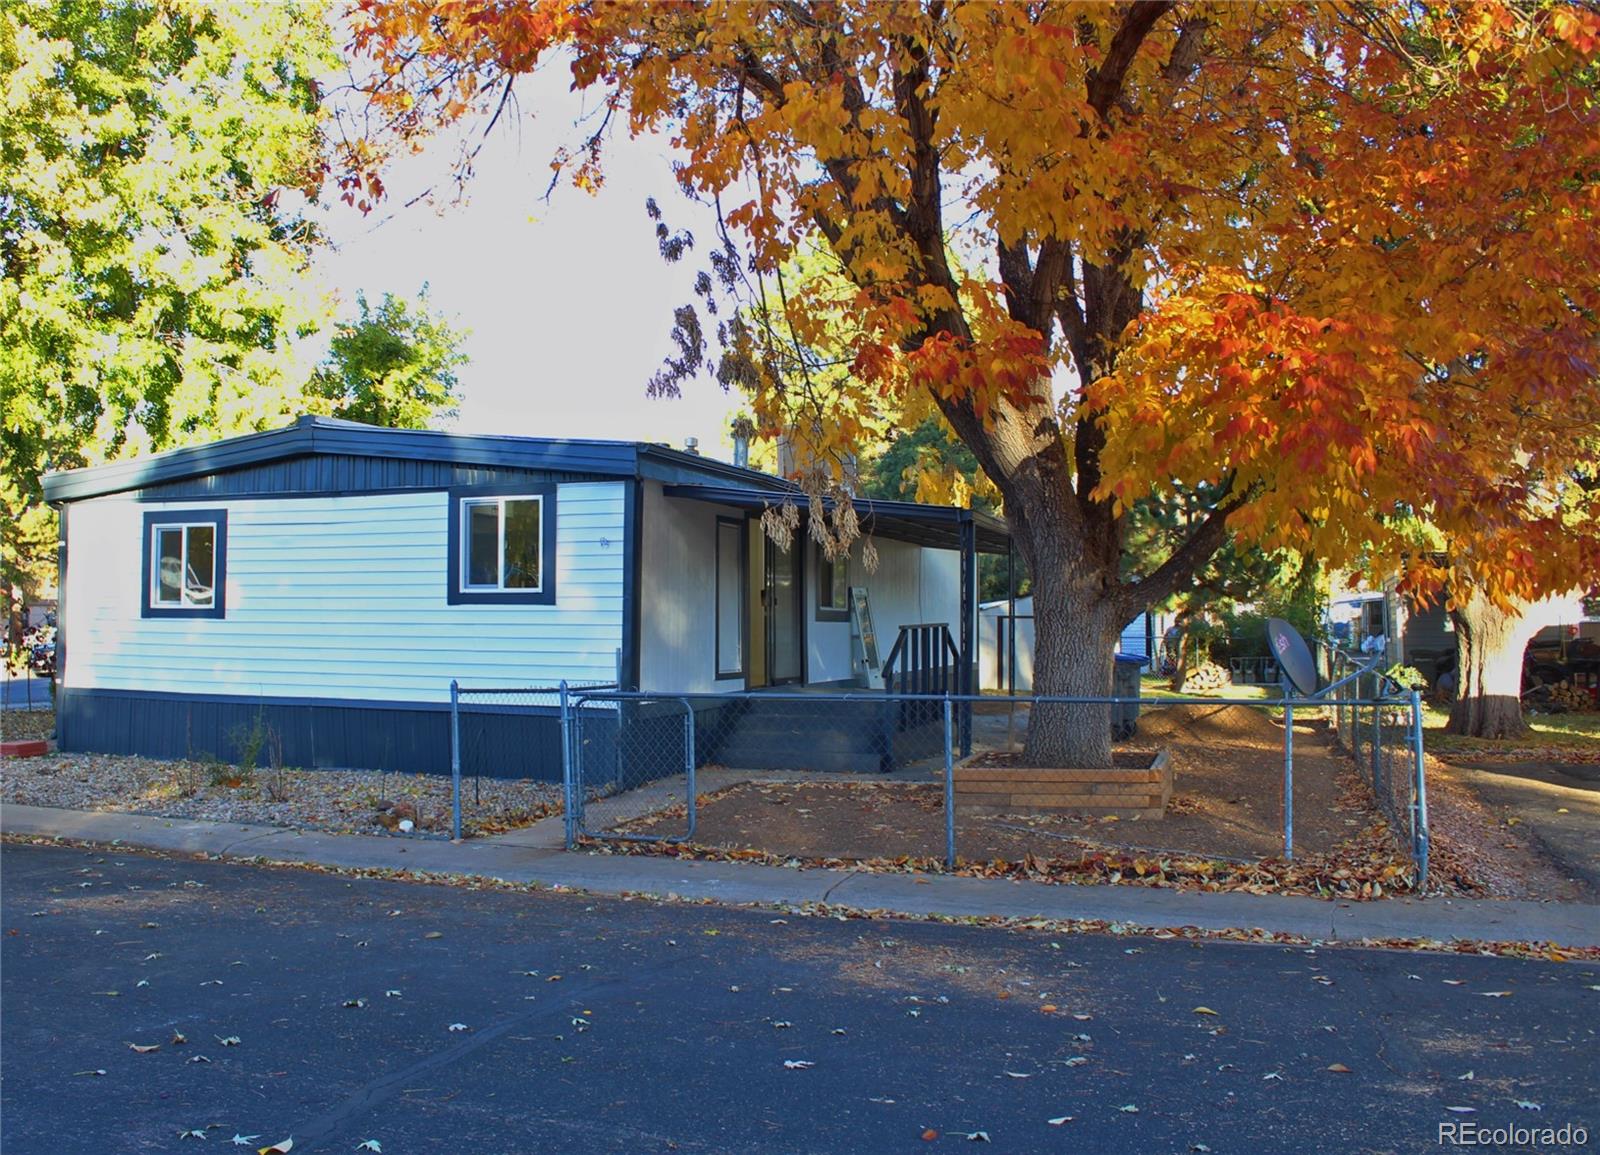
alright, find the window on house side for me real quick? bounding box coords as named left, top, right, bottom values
left=816, top=545, right=849, bottom=620
left=143, top=510, right=226, bottom=618
left=716, top=519, right=744, bottom=677
left=461, top=496, right=543, bottom=592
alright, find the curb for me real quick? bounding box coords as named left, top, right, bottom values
left=4, top=803, right=1598, bottom=951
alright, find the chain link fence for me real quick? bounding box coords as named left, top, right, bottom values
left=447, top=682, right=615, bottom=840
left=1327, top=654, right=1430, bottom=879
left=449, top=677, right=1429, bottom=884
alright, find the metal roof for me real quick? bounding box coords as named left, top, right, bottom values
left=40, top=415, right=796, bottom=503
left=661, top=484, right=1012, bottom=554
left=40, top=418, right=1012, bottom=553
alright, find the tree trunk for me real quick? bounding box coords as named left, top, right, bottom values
left=1167, top=603, right=1196, bottom=691
left=1446, top=589, right=1579, bottom=739
left=1021, top=561, right=1123, bottom=768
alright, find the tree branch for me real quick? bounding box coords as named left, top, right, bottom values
left=1087, top=1, right=1175, bottom=121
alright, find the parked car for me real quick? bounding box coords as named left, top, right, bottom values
left=23, top=623, right=55, bottom=678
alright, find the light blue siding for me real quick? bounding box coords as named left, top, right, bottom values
left=63, top=485, right=626, bottom=703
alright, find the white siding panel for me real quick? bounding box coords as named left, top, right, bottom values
left=808, top=538, right=963, bottom=686
left=64, top=484, right=625, bottom=703
left=638, top=483, right=749, bottom=694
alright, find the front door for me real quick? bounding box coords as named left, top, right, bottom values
left=765, top=537, right=803, bottom=684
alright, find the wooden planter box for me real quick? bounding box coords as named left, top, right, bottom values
left=953, top=750, right=1172, bottom=819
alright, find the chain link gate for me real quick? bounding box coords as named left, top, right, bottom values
left=562, top=686, right=698, bottom=845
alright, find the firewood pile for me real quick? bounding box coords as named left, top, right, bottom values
left=1177, top=661, right=1232, bottom=694
left=1540, top=680, right=1598, bottom=712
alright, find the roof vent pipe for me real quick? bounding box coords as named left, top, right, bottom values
left=683, top=436, right=700, bottom=455
left=732, top=431, right=749, bottom=468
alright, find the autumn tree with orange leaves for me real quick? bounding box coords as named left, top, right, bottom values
left=343, top=1, right=1600, bottom=766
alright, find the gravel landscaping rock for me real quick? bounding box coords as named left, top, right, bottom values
left=1, top=744, right=560, bottom=838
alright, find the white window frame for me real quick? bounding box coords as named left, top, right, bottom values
left=459, top=494, right=545, bottom=593
left=150, top=521, right=218, bottom=609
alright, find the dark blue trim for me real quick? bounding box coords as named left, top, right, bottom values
left=54, top=506, right=67, bottom=723
left=620, top=479, right=643, bottom=690
left=140, top=508, right=227, bottom=619
left=445, top=483, right=558, bottom=606
left=56, top=686, right=563, bottom=779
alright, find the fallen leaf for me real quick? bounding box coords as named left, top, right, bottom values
left=1479, top=991, right=1513, bottom=998
left=1047, top=1116, right=1074, bottom=1126
left=230, top=1139, right=260, bottom=1148
left=217, top=1036, right=241, bottom=1047
left=385, top=990, right=401, bottom=999
left=1458, top=1071, right=1475, bottom=1081
left=1442, top=980, right=1466, bottom=986
left=424, top=932, right=444, bottom=940
left=921, top=1130, right=938, bottom=1142
left=128, top=1043, right=160, bottom=1054
left=1064, top=1057, right=1088, bottom=1068
left=1193, top=1007, right=1219, bottom=1016
left=1003, top=1071, right=1033, bottom=1079
left=357, top=1143, right=382, bottom=1153
left=1445, top=1106, right=1476, bottom=1114
left=1119, top=1104, right=1140, bottom=1113
left=772, top=1021, right=793, bottom=1029
left=170, top=1032, right=187, bottom=1046
left=258, top=1140, right=293, bottom=1154
left=966, top=1132, right=990, bottom=1142
left=72, top=1070, right=107, bottom=1077
left=448, top=1023, right=469, bottom=1032
left=342, top=998, right=367, bottom=1009
left=1514, top=1100, right=1542, bottom=1111
left=179, top=1130, right=208, bottom=1140
left=1327, top=1063, right=1352, bottom=1074
left=136, top=980, right=150, bottom=989
left=1039, top=1004, right=1058, bottom=1014
left=783, top=1060, right=815, bottom=1070
left=1263, top=1072, right=1283, bottom=1081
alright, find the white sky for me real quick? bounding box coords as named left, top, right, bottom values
left=310, top=66, right=747, bottom=459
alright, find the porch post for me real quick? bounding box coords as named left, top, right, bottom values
left=958, top=514, right=975, bottom=757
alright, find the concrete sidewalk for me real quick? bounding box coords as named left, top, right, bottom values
left=4, top=802, right=1597, bottom=948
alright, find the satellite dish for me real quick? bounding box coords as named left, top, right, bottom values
left=1267, top=617, right=1318, bottom=697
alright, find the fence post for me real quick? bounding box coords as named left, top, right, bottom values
left=682, top=698, right=697, bottom=841
left=1282, top=700, right=1294, bottom=861
left=1371, top=684, right=1383, bottom=797
left=449, top=679, right=462, bottom=842
left=943, top=693, right=956, bottom=869
left=559, top=680, right=575, bottom=851
left=1409, top=688, right=1429, bottom=884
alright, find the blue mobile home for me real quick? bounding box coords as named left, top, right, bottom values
left=41, top=417, right=1009, bottom=776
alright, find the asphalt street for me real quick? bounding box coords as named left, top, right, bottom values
left=0, top=670, right=52, bottom=712
left=1445, top=758, right=1600, bottom=897
left=3, top=843, right=1596, bottom=1155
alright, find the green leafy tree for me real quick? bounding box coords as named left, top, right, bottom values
left=0, top=0, right=334, bottom=631
left=308, top=289, right=468, bottom=429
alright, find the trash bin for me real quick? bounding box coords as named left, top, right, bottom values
left=1112, top=653, right=1143, bottom=740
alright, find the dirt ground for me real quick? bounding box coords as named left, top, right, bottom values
left=611, top=704, right=1589, bottom=900
left=622, top=705, right=1364, bottom=864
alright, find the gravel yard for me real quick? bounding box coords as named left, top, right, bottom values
left=1, top=721, right=560, bottom=838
